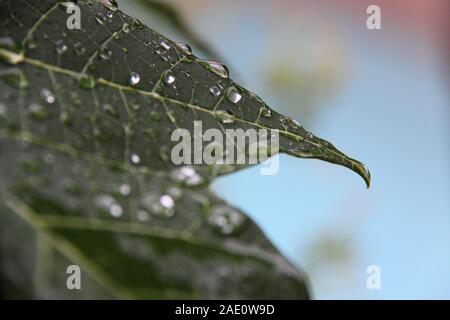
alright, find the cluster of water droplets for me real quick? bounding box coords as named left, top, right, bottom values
left=141, top=193, right=173, bottom=219
left=208, top=205, right=245, bottom=235
left=95, top=194, right=123, bottom=218
left=170, top=166, right=204, bottom=186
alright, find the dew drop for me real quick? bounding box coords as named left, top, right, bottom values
left=160, top=40, right=171, bottom=51
left=129, top=72, right=140, bottom=86
left=209, top=85, right=221, bottom=97
left=95, top=194, right=123, bottom=218
left=130, top=152, right=141, bottom=164
left=119, top=183, right=131, bottom=196
left=95, top=12, right=107, bottom=25
left=199, top=60, right=229, bottom=79
left=101, top=0, right=119, bottom=12
left=214, top=110, right=234, bottom=124
left=55, top=40, right=68, bottom=54
left=73, top=42, right=86, bottom=55
left=106, top=10, right=114, bottom=19
left=260, top=106, right=271, bottom=118
left=175, top=42, right=192, bottom=55
left=26, top=38, right=36, bottom=50
left=170, top=166, right=204, bottom=186
left=226, top=86, right=242, bottom=104
left=141, top=193, right=175, bottom=218
left=163, top=70, right=175, bottom=85
left=208, top=205, right=245, bottom=235
left=40, top=88, right=56, bottom=104
left=132, top=19, right=143, bottom=29
left=99, top=45, right=112, bottom=60
left=122, top=23, right=131, bottom=33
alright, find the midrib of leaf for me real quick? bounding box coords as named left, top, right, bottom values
left=0, top=47, right=369, bottom=187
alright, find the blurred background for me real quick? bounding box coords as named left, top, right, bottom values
left=119, top=0, right=449, bottom=299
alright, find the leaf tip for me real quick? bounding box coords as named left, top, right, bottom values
left=353, top=161, right=371, bottom=189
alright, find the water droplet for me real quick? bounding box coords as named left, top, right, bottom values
left=306, top=132, right=313, bottom=139
left=209, top=85, right=221, bottom=97
left=78, top=75, right=96, bottom=90
left=160, top=40, right=171, bottom=51
left=95, top=194, right=123, bottom=218
left=129, top=72, right=140, bottom=86
left=175, top=42, right=192, bottom=55
left=122, top=23, right=130, bottom=33
left=170, top=166, right=204, bottom=186
left=130, top=153, right=141, bottom=164
left=214, top=110, right=234, bottom=124
left=106, top=10, right=114, bottom=19
left=99, top=45, right=112, bottom=60
left=40, top=88, right=55, bottom=104
left=0, top=68, right=28, bottom=88
left=226, top=87, right=242, bottom=104
left=55, top=40, right=68, bottom=54
left=199, top=60, right=229, bottom=79
left=132, top=19, right=143, bottom=29
left=260, top=106, right=271, bottom=118
left=119, top=183, right=131, bottom=196
left=163, top=70, right=175, bottom=85
left=95, top=12, right=107, bottom=25
left=141, top=193, right=175, bottom=218
left=101, top=0, right=119, bottom=12
left=285, top=117, right=300, bottom=128
left=208, top=205, right=245, bottom=235
left=73, top=42, right=86, bottom=55
left=26, top=38, right=36, bottom=50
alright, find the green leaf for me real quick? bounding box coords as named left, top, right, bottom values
left=0, top=0, right=369, bottom=299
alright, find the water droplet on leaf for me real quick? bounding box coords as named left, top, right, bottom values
left=55, top=40, right=68, bottom=54
left=130, top=152, right=141, bottom=164
left=209, top=85, right=221, bottom=97
left=199, top=60, right=229, bottom=79
left=163, top=71, right=175, bottom=85
left=129, top=72, right=140, bottom=86
left=170, top=166, right=204, bottom=186
left=226, top=87, right=242, bottom=104
left=40, top=88, right=55, bottom=104
left=209, top=205, right=245, bottom=235
left=215, top=110, right=234, bottom=124
left=175, top=42, right=192, bottom=55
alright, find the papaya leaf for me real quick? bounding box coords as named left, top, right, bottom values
left=0, top=0, right=369, bottom=299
